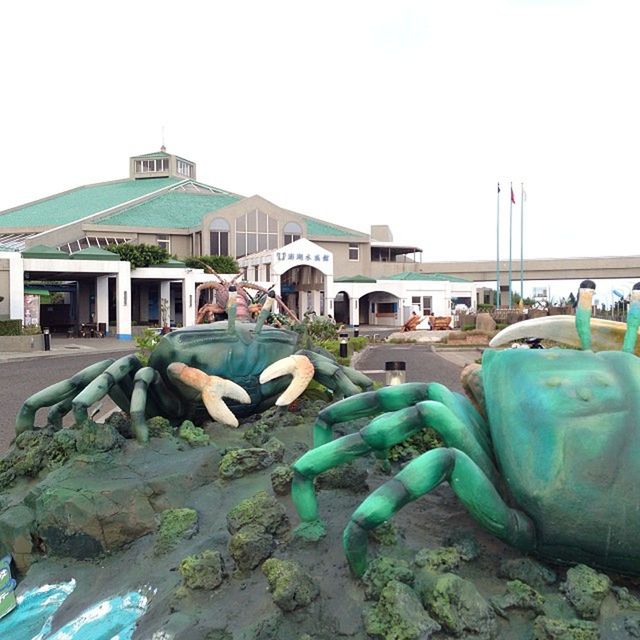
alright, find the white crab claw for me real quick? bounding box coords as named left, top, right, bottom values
left=167, top=363, right=250, bottom=428
left=202, top=377, right=251, bottom=428
left=259, top=354, right=314, bottom=406
left=489, top=315, right=637, bottom=353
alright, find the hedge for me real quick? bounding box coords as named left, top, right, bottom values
left=0, top=320, right=22, bottom=336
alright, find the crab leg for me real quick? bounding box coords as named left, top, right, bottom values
left=292, top=397, right=497, bottom=541
left=623, top=282, right=640, bottom=353
left=15, top=359, right=115, bottom=435
left=254, top=290, right=276, bottom=334
left=575, top=279, right=596, bottom=350
left=310, top=381, right=488, bottom=448
left=259, top=354, right=315, bottom=406
left=72, top=355, right=141, bottom=424
left=167, top=363, right=250, bottom=428
left=343, top=448, right=535, bottom=577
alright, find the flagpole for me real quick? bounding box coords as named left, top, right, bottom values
left=520, top=182, right=524, bottom=300
left=508, top=182, right=513, bottom=308
left=496, top=183, right=500, bottom=307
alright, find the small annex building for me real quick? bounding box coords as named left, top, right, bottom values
left=0, top=149, right=475, bottom=336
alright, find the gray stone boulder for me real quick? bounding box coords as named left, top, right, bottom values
left=476, top=312, right=496, bottom=332
left=532, top=616, right=599, bottom=639
left=560, top=563, right=611, bottom=620
left=261, top=558, right=319, bottom=612
left=228, top=524, right=275, bottom=571
left=363, top=580, right=441, bottom=640
left=498, top=557, right=557, bottom=587
left=179, top=550, right=226, bottom=590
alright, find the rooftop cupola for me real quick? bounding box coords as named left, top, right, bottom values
left=129, top=148, right=196, bottom=180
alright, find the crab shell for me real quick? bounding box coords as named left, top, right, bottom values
left=148, top=321, right=300, bottom=422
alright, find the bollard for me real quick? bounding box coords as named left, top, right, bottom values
left=385, top=361, right=406, bottom=386
left=353, top=325, right=359, bottom=338
left=43, top=327, right=51, bottom=352
left=339, top=333, right=349, bottom=358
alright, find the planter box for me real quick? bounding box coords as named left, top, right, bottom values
left=0, top=334, right=45, bottom=353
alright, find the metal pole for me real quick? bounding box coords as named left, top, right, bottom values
left=508, top=182, right=513, bottom=308
left=496, top=182, right=500, bottom=307
left=520, top=182, right=525, bottom=300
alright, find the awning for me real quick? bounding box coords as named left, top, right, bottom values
left=24, top=287, right=50, bottom=296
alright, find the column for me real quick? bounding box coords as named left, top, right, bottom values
left=312, top=290, right=322, bottom=316
left=349, top=296, right=359, bottom=327
left=160, top=280, right=171, bottom=326
left=182, top=271, right=196, bottom=327
left=96, top=275, right=109, bottom=335
left=116, top=262, right=132, bottom=339
left=8, top=253, right=24, bottom=321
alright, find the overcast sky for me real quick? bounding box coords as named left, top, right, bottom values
left=1, top=0, right=638, bottom=273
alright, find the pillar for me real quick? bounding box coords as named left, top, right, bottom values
left=312, top=290, right=322, bottom=316
left=96, top=275, right=109, bottom=335
left=160, top=280, right=171, bottom=326
left=349, top=296, right=359, bottom=327
left=116, top=262, right=132, bottom=339
left=8, top=253, right=24, bottom=321
left=182, top=271, right=196, bottom=327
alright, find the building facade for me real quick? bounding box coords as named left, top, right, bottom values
left=0, top=149, right=475, bottom=336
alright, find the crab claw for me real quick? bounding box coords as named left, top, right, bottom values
left=259, top=354, right=314, bottom=406
left=167, top=362, right=251, bottom=428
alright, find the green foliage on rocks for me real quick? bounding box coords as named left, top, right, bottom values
left=178, top=420, right=210, bottom=447
left=179, top=550, right=225, bottom=590
left=147, top=416, right=174, bottom=438
left=154, top=508, right=199, bottom=555
left=261, top=558, right=319, bottom=612
left=560, top=564, right=612, bottom=620
left=226, top=491, right=289, bottom=537
left=362, top=556, right=414, bottom=600
left=363, top=580, right=441, bottom=640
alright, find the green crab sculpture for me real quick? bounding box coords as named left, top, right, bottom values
left=292, top=280, right=640, bottom=577
left=15, top=289, right=373, bottom=442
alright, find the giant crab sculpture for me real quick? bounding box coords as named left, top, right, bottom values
left=16, top=289, right=373, bottom=442
left=292, top=280, right=640, bottom=577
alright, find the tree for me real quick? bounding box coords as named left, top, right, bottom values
left=183, top=255, right=240, bottom=274
left=106, top=243, right=170, bottom=268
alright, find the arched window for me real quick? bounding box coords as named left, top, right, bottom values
left=283, top=221, right=302, bottom=246
left=209, top=218, right=230, bottom=256
left=235, top=210, right=278, bottom=257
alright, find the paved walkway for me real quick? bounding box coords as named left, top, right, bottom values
left=0, top=337, right=133, bottom=363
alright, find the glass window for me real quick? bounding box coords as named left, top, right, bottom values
left=234, top=210, right=278, bottom=257
left=157, top=234, right=170, bottom=252
left=283, top=222, right=302, bottom=245
left=209, top=219, right=230, bottom=256
left=348, top=244, right=359, bottom=261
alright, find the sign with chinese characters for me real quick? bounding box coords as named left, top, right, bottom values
left=275, top=251, right=330, bottom=263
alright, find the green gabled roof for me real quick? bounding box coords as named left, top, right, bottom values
left=334, top=275, right=377, bottom=283
left=156, top=258, right=186, bottom=268
left=96, top=191, right=241, bottom=229
left=305, top=218, right=367, bottom=239
left=70, top=247, right=121, bottom=260
left=22, top=244, right=67, bottom=259
left=0, top=177, right=182, bottom=229
left=133, top=151, right=171, bottom=158
left=386, top=271, right=471, bottom=282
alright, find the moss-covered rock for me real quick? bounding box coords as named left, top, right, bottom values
left=414, top=547, right=461, bottom=573
left=263, top=437, right=285, bottom=462
left=0, top=504, right=36, bottom=572
left=362, top=556, right=414, bottom=600
left=262, top=558, right=319, bottom=611
left=179, top=550, right=225, bottom=590
left=75, top=421, right=124, bottom=455
left=368, top=521, right=400, bottom=547
left=178, top=420, right=210, bottom=447
left=415, top=569, right=497, bottom=639
left=226, top=491, right=289, bottom=537
left=105, top=411, right=133, bottom=439
left=148, top=416, right=174, bottom=438
left=491, top=579, right=545, bottom=617
left=363, top=580, right=441, bottom=640
left=443, top=530, right=481, bottom=561
left=154, top=508, right=199, bottom=555
left=532, top=616, right=599, bottom=639
left=560, top=564, right=611, bottom=620
left=498, top=557, right=557, bottom=587
left=613, top=586, right=640, bottom=611
left=218, top=447, right=276, bottom=479
left=270, top=465, right=293, bottom=496
left=228, top=524, right=274, bottom=571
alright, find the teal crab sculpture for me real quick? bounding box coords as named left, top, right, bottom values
left=292, top=280, right=640, bottom=577
left=15, top=289, right=373, bottom=442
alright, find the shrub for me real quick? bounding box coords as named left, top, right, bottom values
left=106, top=243, right=170, bottom=268
left=134, top=328, right=162, bottom=365
left=183, top=255, right=239, bottom=274
left=0, top=320, right=21, bottom=336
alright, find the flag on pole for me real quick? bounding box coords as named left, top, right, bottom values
left=511, top=186, right=516, bottom=204
left=497, top=182, right=501, bottom=193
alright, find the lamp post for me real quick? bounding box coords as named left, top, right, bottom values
left=385, top=361, right=406, bottom=386
left=339, top=333, right=349, bottom=358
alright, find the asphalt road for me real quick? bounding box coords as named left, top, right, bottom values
left=0, top=352, right=124, bottom=452
left=0, top=344, right=480, bottom=453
